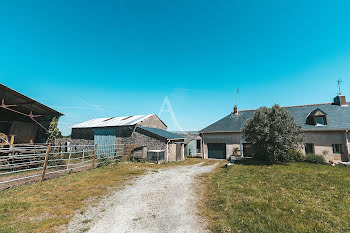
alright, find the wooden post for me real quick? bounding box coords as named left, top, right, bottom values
left=9, top=135, right=15, bottom=148
left=92, top=144, right=97, bottom=168
left=41, top=144, right=51, bottom=182
left=82, top=149, right=85, bottom=163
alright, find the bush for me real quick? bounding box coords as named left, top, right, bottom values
left=287, top=149, right=305, bottom=162
left=242, top=104, right=303, bottom=164
left=304, top=154, right=326, bottom=164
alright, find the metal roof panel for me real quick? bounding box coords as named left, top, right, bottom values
left=71, top=114, right=154, bottom=128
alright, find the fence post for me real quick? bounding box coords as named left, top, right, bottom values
left=41, top=144, right=51, bottom=182
left=67, top=151, right=72, bottom=170
left=82, top=149, right=85, bottom=163
left=9, top=135, right=15, bottom=148
left=92, top=144, right=97, bottom=168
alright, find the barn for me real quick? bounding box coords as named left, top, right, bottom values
left=0, top=83, right=63, bottom=144
left=71, top=114, right=185, bottom=162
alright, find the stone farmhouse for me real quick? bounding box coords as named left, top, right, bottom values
left=200, top=94, right=350, bottom=162
left=71, top=114, right=185, bottom=162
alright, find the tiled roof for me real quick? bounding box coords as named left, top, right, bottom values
left=200, top=102, right=350, bottom=133
left=138, top=127, right=184, bottom=140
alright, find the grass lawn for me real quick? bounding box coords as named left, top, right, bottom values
left=203, top=160, right=350, bottom=233
left=0, top=158, right=205, bottom=233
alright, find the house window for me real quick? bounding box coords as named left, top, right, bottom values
left=305, top=143, right=314, bottom=154
left=315, top=116, right=326, bottom=125
left=306, top=109, right=327, bottom=126
left=332, top=144, right=343, bottom=154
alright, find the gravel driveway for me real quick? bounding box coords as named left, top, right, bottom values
left=64, top=162, right=218, bottom=233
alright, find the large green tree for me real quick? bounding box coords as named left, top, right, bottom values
left=242, top=104, right=303, bottom=163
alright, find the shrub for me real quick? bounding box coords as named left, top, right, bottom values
left=242, top=104, right=303, bottom=164
left=304, top=154, right=326, bottom=164
left=287, top=149, right=305, bottom=162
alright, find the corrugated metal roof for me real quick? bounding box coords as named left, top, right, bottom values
left=71, top=114, right=154, bottom=128
left=201, top=102, right=350, bottom=133
left=138, top=127, right=184, bottom=140
left=0, top=83, right=63, bottom=116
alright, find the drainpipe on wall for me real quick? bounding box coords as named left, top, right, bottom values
left=344, top=130, right=350, bottom=162
left=201, top=133, right=205, bottom=159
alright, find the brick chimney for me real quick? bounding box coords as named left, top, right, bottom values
left=333, top=95, right=347, bottom=106
left=233, top=105, right=238, bottom=115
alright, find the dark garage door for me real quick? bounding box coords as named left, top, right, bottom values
left=208, top=143, right=226, bottom=159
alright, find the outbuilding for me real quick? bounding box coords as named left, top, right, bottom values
left=0, top=83, right=63, bottom=144
left=71, top=114, right=185, bottom=162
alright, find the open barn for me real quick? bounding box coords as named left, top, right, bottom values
left=0, top=83, right=63, bottom=144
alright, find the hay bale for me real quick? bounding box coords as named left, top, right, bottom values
left=0, top=133, right=9, bottom=148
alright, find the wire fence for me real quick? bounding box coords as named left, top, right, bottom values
left=0, top=144, right=123, bottom=189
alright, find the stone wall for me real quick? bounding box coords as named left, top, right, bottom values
left=303, top=131, right=346, bottom=161
left=116, top=126, right=167, bottom=160
left=54, top=138, right=94, bottom=146
left=202, top=132, right=243, bottom=159
left=137, top=115, right=167, bottom=130
left=168, top=143, right=176, bottom=162
left=202, top=131, right=349, bottom=161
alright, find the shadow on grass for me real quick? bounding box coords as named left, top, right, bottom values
left=232, top=158, right=301, bottom=166
left=233, top=158, right=271, bottom=166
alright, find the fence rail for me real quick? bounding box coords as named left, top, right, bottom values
left=0, top=144, right=123, bottom=188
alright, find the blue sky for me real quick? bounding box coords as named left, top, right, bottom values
left=1, top=0, right=350, bottom=135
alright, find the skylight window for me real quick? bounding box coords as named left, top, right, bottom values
left=103, top=117, right=115, bottom=122
left=122, top=116, right=133, bottom=121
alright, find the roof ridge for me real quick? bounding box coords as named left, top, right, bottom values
left=238, top=102, right=333, bottom=112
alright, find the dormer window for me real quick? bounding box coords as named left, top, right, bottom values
left=306, top=108, right=327, bottom=126
left=315, top=116, right=326, bottom=125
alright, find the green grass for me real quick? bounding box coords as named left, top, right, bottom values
left=0, top=158, right=204, bottom=233
left=203, top=160, right=350, bottom=233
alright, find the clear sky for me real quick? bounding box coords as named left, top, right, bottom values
left=1, top=0, right=350, bottom=135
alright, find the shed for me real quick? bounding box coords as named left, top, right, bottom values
left=0, top=83, right=63, bottom=143
left=71, top=114, right=185, bottom=162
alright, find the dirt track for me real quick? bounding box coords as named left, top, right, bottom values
left=64, top=162, right=218, bottom=233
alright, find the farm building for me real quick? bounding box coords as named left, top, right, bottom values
left=71, top=114, right=185, bottom=162
left=173, top=131, right=202, bottom=157
left=0, top=83, right=63, bottom=144
left=200, top=94, right=350, bottom=162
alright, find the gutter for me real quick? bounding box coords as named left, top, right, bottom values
left=201, top=129, right=350, bottom=134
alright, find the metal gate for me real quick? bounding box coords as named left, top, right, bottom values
left=94, top=128, right=117, bottom=157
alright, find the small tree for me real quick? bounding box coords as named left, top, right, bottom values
left=47, top=117, right=61, bottom=143
left=242, top=104, right=303, bottom=164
